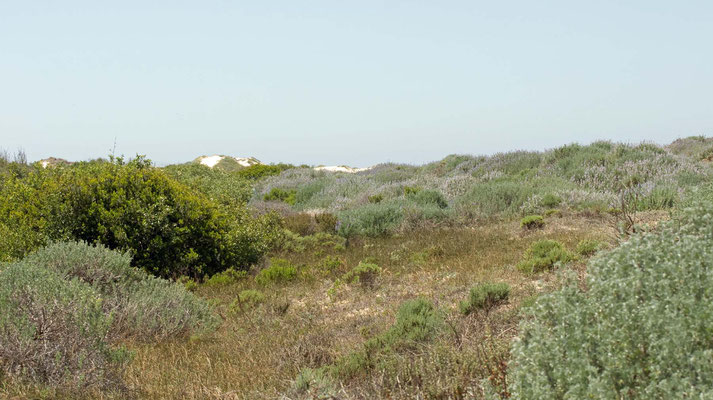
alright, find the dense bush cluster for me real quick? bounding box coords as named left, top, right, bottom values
left=0, top=157, right=282, bottom=278
left=251, top=141, right=707, bottom=237
left=506, top=203, right=713, bottom=398
left=516, top=240, right=573, bottom=274
left=0, top=241, right=217, bottom=391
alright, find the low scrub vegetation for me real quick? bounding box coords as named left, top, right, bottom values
left=506, top=204, right=713, bottom=399
left=459, top=282, right=510, bottom=315
left=516, top=239, right=573, bottom=274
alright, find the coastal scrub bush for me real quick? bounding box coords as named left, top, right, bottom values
left=0, top=261, right=130, bottom=390
left=507, top=204, right=713, bottom=399
left=337, top=203, right=403, bottom=237
left=21, top=241, right=220, bottom=341
left=263, top=187, right=297, bottom=205
left=520, top=215, right=544, bottom=230
left=203, top=267, right=248, bottom=286
left=516, top=240, right=573, bottom=274
left=459, top=282, right=510, bottom=315
left=0, top=157, right=282, bottom=278
left=255, top=258, right=297, bottom=285
left=575, top=239, right=604, bottom=257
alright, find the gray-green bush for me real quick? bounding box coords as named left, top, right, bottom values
left=506, top=203, right=713, bottom=399
left=21, top=241, right=220, bottom=341
left=0, top=262, right=130, bottom=390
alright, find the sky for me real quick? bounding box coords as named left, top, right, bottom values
left=1, top=1, right=712, bottom=167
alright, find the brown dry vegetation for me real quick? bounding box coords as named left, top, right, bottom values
left=112, top=213, right=610, bottom=399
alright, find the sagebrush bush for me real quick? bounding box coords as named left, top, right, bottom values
left=516, top=239, right=573, bottom=274
left=22, top=241, right=220, bottom=341
left=337, top=203, right=402, bottom=237
left=520, top=215, right=544, bottom=230
left=0, top=262, right=130, bottom=390
left=506, top=204, right=713, bottom=399
left=255, top=258, right=297, bottom=285
left=459, top=282, right=510, bottom=315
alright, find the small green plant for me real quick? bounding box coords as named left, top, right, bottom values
left=203, top=267, right=248, bottom=286
left=177, top=276, right=198, bottom=292
left=403, top=186, right=421, bottom=196
left=368, top=194, right=384, bottom=203
left=521, top=215, right=545, bottom=230
left=575, top=239, right=604, bottom=257
left=230, top=290, right=265, bottom=312
left=314, top=212, right=338, bottom=233
left=319, top=255, right=343, bottom=274
left=255, top=258, right=297, bottom=285
left=263, top=187, right=297, bottom=205
left=293, top=367, right=336, bottom=397
left=517, top=239, right=573, bottom=274
left=341, top=262, right=382, bottom=288
left=459, top=282, right=510, bottom=315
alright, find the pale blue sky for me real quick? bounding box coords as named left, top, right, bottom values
left=1, top=1, right=712, bottom=166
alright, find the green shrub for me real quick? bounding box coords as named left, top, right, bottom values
left=320, top=255, right=343, bottom=274
left=0, top=157, right=282, bottom=278
left=255, top=258, right=297, bottom=285
left=507, top=204, right=713, bottom=399
left=22, top=241, right=220, bottom=341
left=0, top=261, right=130, bottom=389
left=163, top=163, right=252, bottom=206
left=283, top=212, right=315, bottom=236
left=459, top=282, right=510, bottom=315
left=341, top=262, right=382, bottom=288
left=230, top=290, right=265, bottom=312
left=403, top=186, right=421, bottom=196
left=516, top=239, right=573, bottom=274
left=382, top=298, right=444, bottom=345
left=520, top=215, right=545, bottom=230
left=409, top=189, right=448, bottom=209
left=293, top=367, right=337, bottom=397
left=314, top=212, right=338, bottom=233
left=263, top=187, right=297, bottom=205
left=235, top=163, right=293, bottom=180
left=368, top=194, right=384, bottom=203
left=575, top=239, right=604, bottom=257
left=203, top=267, right=248, bottom=286
left=540, top=193, right=562, bottom=208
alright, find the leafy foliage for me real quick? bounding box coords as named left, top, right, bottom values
left=520, top=215, right=544, bottom=230
left=255, top=258, right=298, bottom=285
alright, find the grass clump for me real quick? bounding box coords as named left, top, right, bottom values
left=255, top=258, right=297, bottom=285
left=230, top=290, right=265, bottom=312
left=0, top=261, right=130, bottom=391
left=516, top=239, right=573, bottom=274
left=507, top=203, right=713, bottom=399
left=520, top=214, right=545, bottom=230
left=459, top=282, right=510, bottom=315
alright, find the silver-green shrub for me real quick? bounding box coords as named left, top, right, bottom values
left=20, top=241, right=219, bottom=341
left=0, top=262, right=130, bottom=389
left=506, top=203, right=713, bottom=399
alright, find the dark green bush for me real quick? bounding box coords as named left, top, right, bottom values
left=459, top=282, right=510, bottom=315
left=520, top=215, right=544, bottom=230
left=368, top=194, right=384, bottom=203
left=507, top=204, right=713, bottom=399
left=0, top=261, right=130, bottom=390
left=516, top=240, right=573, bottom=274
left=255, top=258, right=297, bottom=285
left=0, top=157, right=282, bottom=278
left=22, top=241, right=220, bottom=341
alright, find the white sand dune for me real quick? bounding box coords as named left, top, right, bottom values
left=196, top=155, right=261, bottom=168
left=313, top=165, right=371, bottom=173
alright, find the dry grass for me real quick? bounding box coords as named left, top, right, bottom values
left=112, top=213, right=612, bottom=399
